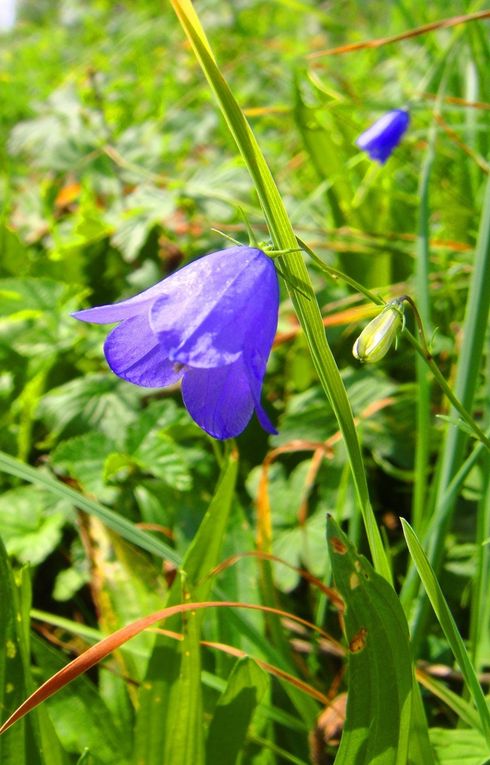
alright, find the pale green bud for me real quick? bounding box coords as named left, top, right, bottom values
left=353, top=300, right=404, bottom=363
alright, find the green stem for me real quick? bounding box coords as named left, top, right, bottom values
left=412, top=109, right=437, bottom=533
left=303, top=244, right=490, bottom=453
left=469, top=332, right=490, bottom=672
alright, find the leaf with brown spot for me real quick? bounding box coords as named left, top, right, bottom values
left=326, top=516, right=433, bottom=764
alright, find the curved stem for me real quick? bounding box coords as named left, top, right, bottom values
left=304, top=244, right=490, bottom=453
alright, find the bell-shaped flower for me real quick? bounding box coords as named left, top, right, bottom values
left=353, top=299, right=404, bottom=363
left=72, top=246, right=279, bottom=440
left=355, top=109, right=410, bottom=164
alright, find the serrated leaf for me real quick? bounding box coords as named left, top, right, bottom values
left=429, top=728, right=490, bottom=765
left=110, top=185, right=176, bottom=262
left=38, top=375, right=140, bottom=442
left=51, top=432, right=117, bottom=499
left=132, top=431, right=192, bottom=490
left=0, top=486, right=68, bottom=566
left=0, top=278, right=67, bottom=318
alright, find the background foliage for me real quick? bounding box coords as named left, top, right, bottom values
left=0, top=1, right=489, bottom=763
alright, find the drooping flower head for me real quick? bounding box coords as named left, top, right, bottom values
left=72, top=246, right=279, bottom=440
left=355, top=109, right=410, bottom=164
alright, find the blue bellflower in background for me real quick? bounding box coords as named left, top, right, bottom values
left=72, top=246, right=279, bottom=440
left=355, top=109, right=410, bottom=164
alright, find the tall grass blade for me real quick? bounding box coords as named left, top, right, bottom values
left=401, top=519, right=490, bottom=746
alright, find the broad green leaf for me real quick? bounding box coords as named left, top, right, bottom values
left=38, top=375, right=141, bottom=443
left=0, top=277, right=80, bottom=358
left=0, top=486, right=67, bottom=566
left=50, top=400, right=196, bottom=497
left=206, top=658, right=269, bottom=765
left=0, top=277, right=68, bottom=319
left=130, top=430, right=192, bottom=491
left=51, top=433, right=117, bottom=501
left=326, top=516, right=424, bottom=765
left=429, top=728, right=490, bottom=765
left=110, top=185, right=177, bottom=262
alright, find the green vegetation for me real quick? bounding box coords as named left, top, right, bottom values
left=1, top=1, right=489, bottom=763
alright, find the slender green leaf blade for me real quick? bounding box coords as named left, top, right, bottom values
left=402, top=519, right=490, bottom=746
left=132, top=454, right=237, bottom=765
left=0, top=538, right=29, bottom=765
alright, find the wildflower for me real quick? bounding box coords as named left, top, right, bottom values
left=355, top=109, right=410, bottom=164
left=72, top=246, right=279, bottom=440
left=353, top=299, right=404, bottom=363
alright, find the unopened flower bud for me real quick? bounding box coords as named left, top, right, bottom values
left=353, top=300, right=404, bottom=363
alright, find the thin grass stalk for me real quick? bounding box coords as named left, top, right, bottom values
left=170, top=0, right=390, bottom=580
left=412, top=115, right=436, bottom=533
left=469, top=347, right=490, bottom=671
left=409, top=172, right=490, bottom=650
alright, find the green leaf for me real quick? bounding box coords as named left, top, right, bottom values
left=31, top=636, right=130, bottom=765
left=132, top=453, right=238, bottom=765
left=0, top=277, right=67, bottom=319
left=326, top=516, right=428, bottom=765
left=0, top=539, right=65, bottom=765
left=51, top=432, right=117, bottom=500
left=429, top=728, right=490, bottom=765
left=38, top=375, right=141, bottom=443
left=0, top=538, right=30, bottom=765
left=110, top=185, right=177, bottom=262
left=0, top=486, right=67, bottom=566
left=0, top=450, right=181, bottom=565
left=131, top=431, right=192, bottom=491
left=402, top=519, right=490, bottom=747
left=206, top=658, right=269, bottom=765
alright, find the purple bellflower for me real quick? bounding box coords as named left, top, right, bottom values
left=72, top=246, right=279, bottom=440
left=355, top=109, right=410, bottom=164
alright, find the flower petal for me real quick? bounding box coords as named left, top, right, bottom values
left=181, top=359, right=254, bottom=439
left=104, top=314, right=182, bottom=388
left=150, top=246, right=279, bottom=368
left=355, top=109, right=410, bottom=164
left=245, top=362, right=278, bottom=435
left=72, top=279, right=172, bottom=324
